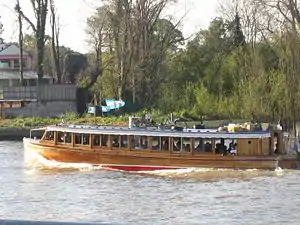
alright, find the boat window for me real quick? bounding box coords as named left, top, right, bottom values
left=204, top=140, right=212, bottom=152
left=161, top=137, right=169, bottom=151
left=173, top=137, right=182, bottom=152
left=64, top=133, right=72, bottom=144
left=57, top=132, right=64, bottom=143
left=93, top=135, right=100, bottom=146
left=228, top=140, right=237, bottom=155
left=152, top=136, right=161, bottom=150
left=101, top=135, right=108, bottom=147
left=120, top=135, right=128, bottom=148
left=132, top=135, right=148, bottom=150
left=82, top=134, right=90, bottom=145
left=43, top=131, right=54, bottom=141
left=183, top=138, right=191, bottom=152
left=215, top=138, right=227, bottom=154
left=74, top=134, right=90, bottom=145
left=112, top=135, right=120, bottom=148
left=195, top=138, right=204, bottom=152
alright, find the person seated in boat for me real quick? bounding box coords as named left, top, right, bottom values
left=185, top=144, right=191, bottom=152
left=216, top=139, right=227, bottom=154
left=57, top=133, right=64, bottom=142
left=121, top=138, right=127, bottom=148
left=195, top=139, right=203, bottom=152
left=274, top=143, right=279, bottom=154
left=83, top=136, right=89, bottom=145
left=93, top=136, right=100, bottom=145
left=64, top=133, right=71, bottom=143
left=204, top=142, right=212, bottom=152
left=44, top=132, right=54, bottom=141
left=112, top=137, right=119, bottom=147
left=174, top=140, right=181, bottom=151
left=229, top=142, right=237, bottom=155
left=163, top=139, right=169, bottom=150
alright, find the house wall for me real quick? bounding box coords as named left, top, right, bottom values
left=2, top=85, right=78, bottom=118
left=4, top=101, right=77, bottom=118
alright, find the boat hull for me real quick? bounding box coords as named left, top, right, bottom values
left=23, top=139, right=300, bottom=171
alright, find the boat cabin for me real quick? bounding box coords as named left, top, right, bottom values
left=34, top=124, right=286, bottom=157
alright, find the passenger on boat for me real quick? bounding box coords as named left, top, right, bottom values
left=121, top=138, right=127, bottom=148
left=93, top=136, right=100, bottom=145
left=215, top=139, right=227, bottom=154
left=113, top=137, right=119, bottom=147
left=83, top=136, right=89, bottom=145
left=229, top=142, right=237, bottom=155
left=44, top=132, right=54, bottom=141
left=175, top=140, right=181, bottom=151
left=163, top=139, right=169, bottom=150
left=195, top=140, right=203, bottom=152
left=274, top=143, right=279, bottom=154
left=204, top=142, right=212, bottom=152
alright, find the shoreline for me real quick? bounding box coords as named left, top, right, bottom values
left=0, top=127, right=35, bottom=141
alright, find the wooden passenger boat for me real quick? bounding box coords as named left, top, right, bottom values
left=22, top=123, right=300, bottom=171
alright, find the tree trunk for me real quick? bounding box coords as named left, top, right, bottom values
left=16, top=0, right=24, bottom=86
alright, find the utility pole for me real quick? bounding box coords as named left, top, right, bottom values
left=16, top=0, right=24, bottom=86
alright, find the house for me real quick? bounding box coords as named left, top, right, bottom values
left=0, top=41, right=52, bottom=88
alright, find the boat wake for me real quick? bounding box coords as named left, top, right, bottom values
left=136, top=167, right=290, bottom=181
left=24, top=149, right=102, bottom=172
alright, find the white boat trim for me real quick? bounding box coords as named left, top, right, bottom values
left=41, top=124, right=271, bottom=139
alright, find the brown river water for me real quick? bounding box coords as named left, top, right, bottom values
left=1, top=141, right=300, bottom=225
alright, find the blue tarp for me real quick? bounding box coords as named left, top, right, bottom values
left=87, top=99, right=125, bottom=114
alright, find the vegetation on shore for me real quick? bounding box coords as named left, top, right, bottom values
left=4, top=1, right=300, bottom=132
left=0, top=111, right=246, bottom=129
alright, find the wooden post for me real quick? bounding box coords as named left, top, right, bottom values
left=99, top=134, right=102, bottom=147
left=89, top=134, right=93, bottom=149
left=54, top=132, right=57, bottom=145
left=128, top=135, right=132, bottom=150
left=108, top=135, right=112, bottom=150
left=201, top=139, right=204, bottom=152
left=169, top=137, right=172, bottom=154
left=119, top=135, right=122, bottom=149
left=191, top=138, right=195, bottom=155
left=71, top=133, right=74, bottom=147
left=148, top=136, right=152, bottom=151
left=212, top=139, right=216, bottom=154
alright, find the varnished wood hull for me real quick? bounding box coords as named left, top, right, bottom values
left=23, top=139, right=300, bottom=171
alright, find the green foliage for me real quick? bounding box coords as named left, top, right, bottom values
left=18, top=1, right=300, bottom=131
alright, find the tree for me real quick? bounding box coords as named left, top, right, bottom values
left=50, top=0, right=62, bottom=83
left=15, top=0, right=25, bottom=86
left=18, top=0, right=49, bottom=83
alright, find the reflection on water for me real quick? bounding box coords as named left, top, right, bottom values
left=1, top=141, right=300, bottom=225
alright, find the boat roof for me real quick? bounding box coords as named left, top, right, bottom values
left=39, top=124, right=272, bottom=139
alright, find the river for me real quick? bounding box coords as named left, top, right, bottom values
left=1, top=141, right=300, bottom=225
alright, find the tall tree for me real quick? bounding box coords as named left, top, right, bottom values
left=50, top=0, right=62, bottom=83
left=86, top=6, right=112, bottom=89
left=88, top=0, right=183, bottom=107
left=18, top=0, right=49, bottom=83
left=15, top=0, right=24, bottom=86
